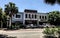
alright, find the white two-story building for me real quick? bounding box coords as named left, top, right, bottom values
left=12, top=9, right=48, bottom=26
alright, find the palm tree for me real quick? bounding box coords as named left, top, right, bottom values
left=0, top=8, right=5, bottom=28
left=0, top=8, right=3, bottom=28
left=44, top=0, right=60, bottom=5
left=4, top=2, right=18, bottom=28
left=2, top=12, right=7, bottom=28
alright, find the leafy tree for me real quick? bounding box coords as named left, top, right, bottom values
left=4, top=2, right=18, bottom=28
left=44, top=0, right=60, bottom=25
left=2, top=12, right=7, bottom=28
left=44, top=0, right=60, bottom=5
left=48, top=11, right=60, bottom=25
left=0, top=8, right=3, bottom=28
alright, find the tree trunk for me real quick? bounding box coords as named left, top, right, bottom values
left=9, top=17, right=12, bottom=27
left=7, top=17, right=9, bottom=28
left=7, top=21, right=8, bottom=28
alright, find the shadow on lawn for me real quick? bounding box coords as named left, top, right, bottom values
left=0, top=34, right=17, bottom=38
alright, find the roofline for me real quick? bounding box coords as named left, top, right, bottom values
left=19, top=12, right=48, bottom=14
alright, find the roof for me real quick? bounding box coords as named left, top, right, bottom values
left=24, top=9, right=37, bottom=13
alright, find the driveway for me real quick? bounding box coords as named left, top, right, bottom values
left=0, top=29, right=44, bottom=38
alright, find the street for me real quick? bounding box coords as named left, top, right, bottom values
left=0, top=29, right=44, bottom=38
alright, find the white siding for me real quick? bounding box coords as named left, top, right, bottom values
left=12, top=12, right=23, bottom=23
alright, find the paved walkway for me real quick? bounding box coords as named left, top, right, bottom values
left=0, top=29, right=44, bottom=38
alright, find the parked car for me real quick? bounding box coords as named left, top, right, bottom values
left=31, top=25, right=38, bottom=28
left=26, top=24, right=39, bottom=28
left=38, top=25, right=44, bottom=28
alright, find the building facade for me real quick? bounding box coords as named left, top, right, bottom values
left=12, top=9, right=48, bottom=26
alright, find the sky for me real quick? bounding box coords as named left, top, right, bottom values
left=0, top=0, right=60, bottom=13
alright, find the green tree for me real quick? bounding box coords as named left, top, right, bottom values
left=0, top=8, right=6, bottom=28
left=44, top=0, right=60, bottom=5
left=4, top=2, right=18, bottom=28
left=2, top=12, right=7, bottom=28
left=0, top=8, right=3, bottom=28
left=48, top=11, right=60, bottom=25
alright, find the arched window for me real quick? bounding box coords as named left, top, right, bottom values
left=45, top=16, right=47, bottom=19
left=40, top=16, right=41, bottom=19
left=29, top=14, right=31, bottom=18
left=25, top=14, right=27, bottom=18
left=42, top=16, right=44, bottom=19
left=35, top=14, right=37, bottom=19
left=32, top=14, right=34, bottom=18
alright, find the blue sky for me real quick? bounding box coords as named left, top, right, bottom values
left=0, top=0, right=60, bottom=13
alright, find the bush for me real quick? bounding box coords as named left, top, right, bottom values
left=7, top=25, right=20, bottom=30
left=19, top=25, right=26, bottom=29
left=43, top=28, right=57, bottom=35
left=43, top=28, right=51, bottom=35
left=57, top=27, right=60, bottom=37
left=43, top=28, right=58, bottom=38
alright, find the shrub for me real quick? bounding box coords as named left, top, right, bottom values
left=43, top=28, right=58, bottom=38
left=43, top=28, right=51, bottom=35
left=58, top=27, right=60, bottom=33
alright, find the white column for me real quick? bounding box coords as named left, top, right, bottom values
left=34, top=14, right=35, bottom=19
left=31, top=14, right=32, bottom=19
left=27, top=13, right=29, bottom=18
left=23, top=13, right=25, bottom=25
left=40, top=15, right=42, bottom=21
left=23, top=20, right=25, bottom=25
left=41, top=15, right=42, bottom=19
left=44, top=16, right=45, bottom=20
left=37, top=21, right=39, bottom=26
left=37, top=14, right=39, bottom=26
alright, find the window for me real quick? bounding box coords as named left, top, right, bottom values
left=42, top=16, right=44, bottom=19
left=16, top=14, right=21, bottom=18
left=45, top=16, right=47, bottom=19
left=29, top=14, right=31, bottom=18
left=25, top=14, right=27, bottom=18
left=32, top=14, right=34, bottom=18
left=40, top=16, right=41, bottom=19
left=35, top=14, right=37, bottom=18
